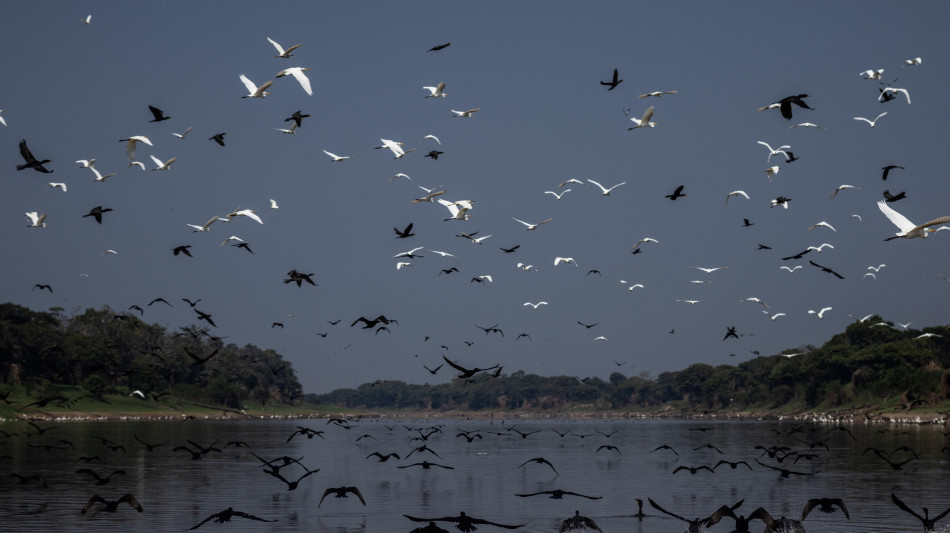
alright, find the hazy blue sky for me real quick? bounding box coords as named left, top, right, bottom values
left=2, top=2, right=948, bottom=393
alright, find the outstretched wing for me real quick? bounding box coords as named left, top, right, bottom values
left=648, top=498, right=687, bottom=522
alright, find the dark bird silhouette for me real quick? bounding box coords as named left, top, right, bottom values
left=285, top=110, right=311, bottom=128
left=651, top=444, right=679, bottom=456
left=760, top=94, right=814, bottom=120
left=194, top=309, right=217, bottom=327
left=269, top=469, right=319, bottom=491
left=891, top=492, right=950, bottom=531
left=879, top=87, right=898, bottom=102
left=517, top=490, right=601, bottom=500
left=596, top=445, right=622, bottom=455
left=172, top=245, right=192, bottom=257
left=9, top=473, right=48, bottom=488
left=147, top=105, right=171, bottom=122
left=351, top=314, right=396, bottom=329
left=233, top=242, right=254, bottom=254
left=404, top=512, right=524, bottom=532
left=17, top=139, right=54, bottom=173
left=443, top=355, right=499, bottom=379
left=187, top=507, right=276, bottom=529
left=456, top=432, right=482, bottom=442
left=82, top=206, right=113, bottom=224
left=755, top=458, right=817, bottom=478
left=673, top=465, right=714, bottom=475
left=706, top=505, right=769, bottom=533
left=428, top=42, right=451, bottom=52
left=794, top=436, right=830, bottom=450
left=319, top=486, right=366, bottom=507
left=128, top=305, right=144, bottom=316
left=32, top=283, right=53, bottom=293
left=133, top=434, right=169, bottom=451
left=587, top=269, right=601, bottom=276
left=81, top=493, right=143, bottom=514
left=366, top=451, right=400, bottom=462
left=499, top=245, right=520, bottom=253
left=424, top=364, right=443, bottom=375
left=183, top=347, right=219, bottom=365
left=692, top=443, right=724, bottom=454
left=271, top=322, right=284, bottom=329
left=600, top=68, right=623, bottom=91
left=395, top=222, right=415, bottom=238
left=802, top=498, right=849, bottom=520
left=782, top=248, right=811, bottom=260
left=649, top=498, right=742, bottom=533
left=742, top=218, right=754, bottom=227
left=882, top=165, right=904, bottom=180
left=76, top=468, right=126, bottom=485
left=665, top=185, right=686, bottom=200
left=559, top=511, right=602, bottom=532
left=883, top=189, right=906, bottom=202
left=577, top=321, right=598, bottom=329
left=713, top=459, right=752, bottom=470
left=181, top=298, right=201, bottom=307
left=518, top=457, right=558, bottom=475
left=399, top=461, right=454, bottom=470
left=286, top=426, right=324, bottom=443
left=809, top=260, right=845, bottom=279
left=425, top=150, right=444, bottom=159
left=440, top=267, right=459, bottom=275
left=407, top=443, right=441, bottom=459
left=209, top=133, right=227, bottom=146
left=723, top=326, right=739, bottom=341
left=284, top=269, right=317, bottom=287
left=751, top=508, right=806, bottom=533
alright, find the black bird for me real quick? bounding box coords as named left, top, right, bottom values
left=195, top=309, right=216, bottom=327
left=82, top=206, right=113, bottom=224
left=127, top=305, right=144, bottom=316
left=883, top=189, right=906, bottom=202
left=443, top=355, right=499, bottom=379
left=757, top=244, right=772, bottom=250
left=879, top=87, right=898, bottom=103
left=16, top=139, right=54, bottom=173
left=518, top=457, right=558, bottom=475
left=706, top=505, right=768, bottom=533
left=673, top=465, right=714, bottom=475
left=81, top=493, right=143, bottom=514
left=32, top=284, right=53, bottom=293
left=187, top=507, right=276, bottom=530
left=233, top=242, right=254, bottom=254
left=271, top=322, right=284, bottom=329
left=318, top=486, right=366, bottom=507
left=269, top=469, right=320, bottom=491
left=395, top=222, right=415, bottom=238
left=649, top=498, right=742, bottom=533
left=802, top=498, right=849, bottom=520
left=600, top=68, right=623, bottom=91
left=782, top=248, right=811, bottom=260
left=891, top=492, right=950, bottom=532
left=665, top=185, right=686, bottom=200
left=424, top=364, right=443, bottom=375
left=351, top=314, right=396, bottom=329
left=751, top=508, right=807, bottom=533
left=587, top=269, right=601, bottom=276
left=285, top=110, right=311, bottom=128
left=148, top=297, right=172, bottom=307
left=440, top=267, right=459, bottom=275
left=577, top=321, right=598, bottom=329
left=398, top=461, right=454, bottom=470
left=742, top=218, right=753, bottom=227
left=597, top=445, right=622, bottom=454
left=284, top=269, right=317, bottom=287
left=760, top=94, right=814, bottom=120
left=651, top=444, right=679, bottom=456
left=693, top=443, right=724, bottom=454
left=286, top=426, right=324, bottom=442
left=425, top=150, right=444, bottom=160
left=172, top=245, right=192, bottom=257
left=784, top=151, right=799, bottom=163
left=723, top=326, right=739, bottom=341
left=147, top=105, right=171, bottom=122
left=755, top=458, right=816, bottom=478
left=404, top=512, right=523, bottom=532
left=9, top=473, right=48, bottom=488
left=427, top=42, right=451, bottom=52
left=456, top=432, right=482, bottom=442
left=181, top=298, right=201, bottom=307
left=133, top=434, right=169, bottom=451
left=713, top=460, right=752, bottom=470
left=882, top=165, right=904, bottom=180
left=809, top=260, right=845, bottom=279
left=76, top=468, right=126, bottom=485
left=559, top=511, right=603, bottom=532
left=184, top=347, right=219, bottom=365
left=499, top=245, right=520, bottom=253
left=366, top=451, right=400, bottom=462
left=209, top=133, right=227, bottom=146
left=516, top=490, right=601, bottom=500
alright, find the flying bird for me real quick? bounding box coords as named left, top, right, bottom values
left=427, top=42, right=451, bottom=52
left=600, top=68, right=623, bottom=90
left=665, top=185, right=686, bottom=200
left=877, top=200, right=950, bottom=240
left=639, top=90, right=678, bottom=98
left=16, top=139, right=53, bottom=173
left=209, top=133, right=226, bottom=146
left=267, top=37, right=302, bottom=58
left=854, top=112, right=887, bottom=128
left=758, top=94, right=813, bottom=120
left=878, top=87, right=911, bottom=104
left=404, top=512, right=523, bottom=532
left=881, top=165, right=904, bottom=181
left=149, top=155, right=176, bottom=170
left=118, top=135, right=152, bottom=160
left=808, top=221, right=836, bottom=232
left=239, top=74, right=273, bottom=98
left=890, top=493, right=949, bottom=532
left=318, top=487, right=366, bottom=507
left=512, top=217, right=552, bottom=231
left=757, top=141, right=791, bottom=162
left=323, top=150, right=354, bottom=162
left=187, top=507, right=276, bottom=530
left=83, top=206, right=113, bottom=224
left=587, top=179, right=626, bottom=196
left=147, top=105, right=171, bottom=122
left=725, top=190, right=749, bottom=204
left=809, top=260, right=844, bottom=279
left=172, top=126, right=193, bottom=139
left=25, top=212, right=47, bottom=228
left=830, top=184, right=859, bottom=199
left=81, top=493, right=143, bottom=514
left=451, top=108, right=480, bottom=118
left=276, top=67, right=312, bottom=95
left=808, top=307, right=832, bottom=319
left=424, top=82, right=448, bottom=98
left=627, top=106, right=656, bottom=129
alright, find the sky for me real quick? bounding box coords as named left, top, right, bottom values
left=2, top=1, right=949, bottom=394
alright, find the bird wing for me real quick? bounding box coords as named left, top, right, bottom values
left=442, top=355, right=469, bottom=373
left=232, top=511, right=276, bottom=522
left=239, top=74, right=258, bottom=93
left=285, top=68, right=313, bottom=95
left=267, top=37, right=286, bottom=54
left=877, top=201, right=916, bottom=233
left=640, top=106, right=654, bottom=122
left=648, top=499, right=687, bottom=522
left=586, top=179, right=607, bottom=193
left=347, top=487, right=366, bottom=505
left=891, top=493, right=925, bottom=521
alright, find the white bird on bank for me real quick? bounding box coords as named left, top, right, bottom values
left=25, top=212, right=47, bottom=227
left=757, top=141, right=791, bottom=163
left=149, top=155, right=176, bottom=171
left=119, top=135, right=152, bottom=160
left=239, top=74, right=273, bottom=98
left=725, top=190, right=750, bottom=204
left=423, top=82, right=447, bottom=98
left=323, top=150, right=354, bottom=162
left=523, top=302, right=548, bottom=309
left=587, top=179, right=626, bottom=196
left=808, top=221, right=836, bottom=232
left=854, top=112, right=887, bottom=128
left=808, top=307, right=832, bottom=319
left=627, top=106, right=656, bottom=129
left=267, top=37, right=302, bottom=58
left=878, top=87, right=911, bottom=104
left=830, top=184, right=860, bottom=199
left=90, top=167, right=117, bottom=182
left=512, top=217, right=552, bottom=231
left=172, top=126, right=193, bottom=139
left=545, top=189, right=571, bottom=200
left=46, top=182, right=67, bottom=192
left=877, top=200, right=950, bottom=240
left=276, top=67, right=312, bottom=95
left=554, top=257, right=578, bottom=267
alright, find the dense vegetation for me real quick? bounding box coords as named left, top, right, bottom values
left=317, top=319, right=950, bottom=413
left=0, top=303, right=303, bottom=410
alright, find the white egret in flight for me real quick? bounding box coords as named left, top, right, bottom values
left=877, top=200, right=950, bottom=240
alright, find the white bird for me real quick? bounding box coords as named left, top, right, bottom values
left=620, top=281, right=644, bottom=291
left=90, top=167, right=117, bottom=182
left=227, top=208, right=263, bottom=224
left=830, top=185, right=860, bottom=199
left=904, top=57, right=922, bottom=67
left=851, top=214, right=862, bottom=222
left=187, top=216, right=220, bottom=232
left=101, top=249, right=118, bottom=255
left=130, top=390, right=145, bottom=399
left=690, top=266, right=728, bottom=274
left=45, top=182, right=67, bottom=192
left=276, top=67, right=312, bottom=95
left=545, top=189, right=571, bottom=200
left=638, top=90, right=678, bottom=98
left=780, top=266, right=802, bottom=274
left=25, top=212, right=47, bottom=227
left=676, top=299, right=702, bottom=305
left=808, top=221, right=836, bottom=232
left=378, top=139, right=414, bottom=159
left=741, top=297, right=770, bottom=309
left=781, top=352, right=802, bottom=358
left=423, top=134, right=441, bottom=145
left=523, top=302, right=548, bottom=309
left=627, top=106, right=656, bottom=129
left=119, top=135, right=152, bottom=160
left=423, top=82, right=447, bottom=98
left=76, top=159, right=96, bottom=168
left=807, top=243, right=834, bottom=252
left=172, top=126, right=193, bottom=139
left=788, top=122, right=826, bottom=130
left=428, top=250, right=456, bottom=257
left=81, top=14, right=92, bottom=24
left=764, top=166, right=780, bottom=181
left=468, top=235, right=492, bottom=245
left=878, top=87, right=911, bottom=104
left=389, top=173, right=413, bottom=183
left=274, top=123, right=298, bottom=134
left=438, top=198, right=474, bottom=221
left=558, top=178, right=584, bottom=188
left=0, top=110, right=5, bottom=126
left=239, top=74, right=273, bottom=98
left=764, top=311, right=786, bottom=321
left=516, top=263, right=534, bottom=271
left=587, top=179, right=626, bottom=196
left=916, top=333, right=942, bottom=339
left=512, top=217, right=552, bottom=231
left=808, top=307, right=832, bottom=319
left=850, top=314, right=874, bottom=323
left=221, top=235, right=244, bottom=246
left=474, top=275, right=493, bottom=283
left=771, top=196, right=791, bottom=209
left=267, top=37, right=302, bottom=58
left=394, top=246, right=424, bottom=259
left=685, top=280, right=711, bottom=284
left=149, top=155, right=176, bottom=171
left=396, top=262, right=412, bottom=270
left=757, top=141, right=791, bottom=163
left=854, top=112, right=887, bottom=128
left=898, top=321, right=913, bottom=329
left=323, top=150, right=354, bottom=162
left=269, top=199, right=279, bottom=209
left=863, top=273, right=877, bottom=280
left=867, top=264, right=885, bottom=272
left=725, top=190, right=750, bottom=204
left=859, top=68, right=885, bottom=80
left=631, top=237, right=661, bottom=252
left=554, top=257, right=578, bottom=267
left=451, top=108, right=479, bottom=118
left=877, top=200, right=950, bottom=240
left=128, top=161, right=146, bottom=171
left=590, top=336, right=610, bottom=344
left=411, top=189, right=446, bottom=204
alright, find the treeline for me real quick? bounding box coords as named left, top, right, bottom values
left=316, top=318, right=950, bottom=412
left=0, top=303, right=303, bottom=409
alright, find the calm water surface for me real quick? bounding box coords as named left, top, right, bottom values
left=0, top=417, right=947, bottom=532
